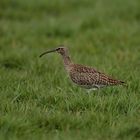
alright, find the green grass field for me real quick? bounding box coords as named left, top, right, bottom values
left=0, top=0, right=140, bottom=139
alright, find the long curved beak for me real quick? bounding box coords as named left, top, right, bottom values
left=39, top=48, right=58, bottom=57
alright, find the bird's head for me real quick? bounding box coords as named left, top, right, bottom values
left=39, top=45, right=68, bottom=57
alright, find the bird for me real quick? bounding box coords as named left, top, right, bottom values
left=40, top=46, right=126, bottom=90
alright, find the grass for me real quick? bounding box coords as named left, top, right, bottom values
left=0, top=0, right=140, bottom=139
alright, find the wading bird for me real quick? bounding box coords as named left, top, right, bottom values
left=40, top=46, right=126, bottom=90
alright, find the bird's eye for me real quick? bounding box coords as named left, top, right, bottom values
left=56, top=48, right=60, bottom=51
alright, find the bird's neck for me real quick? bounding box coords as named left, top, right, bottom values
left=61, top=55, right=72, bottom=67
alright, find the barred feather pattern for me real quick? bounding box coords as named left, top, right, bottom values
left=68, top=64, right=124, bottom=89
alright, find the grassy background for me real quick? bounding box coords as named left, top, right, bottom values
left=0, top=0, right=140, bottom=139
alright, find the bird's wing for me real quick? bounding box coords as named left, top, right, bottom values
left=98, top=73, right=124, bottom=85
left=69, top=64, right=123, bottom=86
left=69, top=71, right=100, bottom=87
left=72, top=64, right=97, bottom=73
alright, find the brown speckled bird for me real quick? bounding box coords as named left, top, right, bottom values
left=40, top=46, right=126, bottom=90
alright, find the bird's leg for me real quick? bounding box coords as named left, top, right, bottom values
left=87, top=89, right=92, bottom=94
left=87, top=88, right=98, bottom=94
